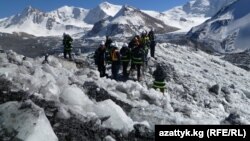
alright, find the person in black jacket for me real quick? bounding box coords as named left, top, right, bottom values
left=153, top=64, right=167, bottom=93
left=105, top=36, right=113, bottom=64
left=105, top=36, right=113, bottom=49
left=120, top=43, right=131, bottom=78
left=129, top=36, right=140, bottom=72
left=63, top=33, right=73, bottom=60
left=148, top=29, right=156, bottom=58
left=94, top=41, right=107, bottom=77
left=131, top=43, right=144, bottom=81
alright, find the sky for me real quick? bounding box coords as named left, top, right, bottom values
left=0, top=0, right=190, bottom=18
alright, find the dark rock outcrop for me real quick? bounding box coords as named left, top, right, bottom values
left=83, top=81, right=133, bottom=113
left=221, top=112, right=242, bottom=125
left=209, top=84, right=221, bottom=95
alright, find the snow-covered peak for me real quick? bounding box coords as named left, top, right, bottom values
left=19, top=5, right=44, bottom=18
left=98, top=1, right=122, bottom=16
left=113, top=5, right=138, bottom=18
left=182, top=0, right=236, bottom=17
left=57, top=5, right=75, bottom=11
left=48, top=5, right=89, bottom=23
left=0, top=5, right=92, bottom=36
left=52, top=5, right=89, bottom=15
left=84, top=2, right=121, bottom=24
left=22, top=5, right=42, bottom=14
left=88, top=4, right=178, bottom=37
left=151, top=0, right=236, bottom=32
left=10, top=5, right=46, bottom=25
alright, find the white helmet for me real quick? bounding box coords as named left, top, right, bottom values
left=111, top=42, right=117, bottom=47
left=101, top=41, right=105, bottom=46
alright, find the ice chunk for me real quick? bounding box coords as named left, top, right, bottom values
left=40, top=81, right=60, bottom=101
left=60, top=85, right=93, bottom=107
left=104, top=135, right=116, bottom=141
left=56, top=106, right=71, bottom=119
left=0, top=101, right=58, bottom=141
left=94, top=99, right=134, bottom=134
left=6, top=50, right=23, bottom=65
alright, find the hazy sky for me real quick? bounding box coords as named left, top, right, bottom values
left=0, top=0, right=190, bottom=18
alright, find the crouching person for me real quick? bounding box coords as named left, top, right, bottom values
left=153, top=64, right=167, bottom=94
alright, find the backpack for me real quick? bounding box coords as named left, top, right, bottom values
left=111, top=49, right=119, bottom=61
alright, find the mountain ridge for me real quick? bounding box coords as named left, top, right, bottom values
left=187, top=0, right=250, bottom=53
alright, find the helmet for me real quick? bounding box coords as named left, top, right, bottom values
left=111, top=42, right=117, bottom=47
left=101, top=41, right=105, bottom=46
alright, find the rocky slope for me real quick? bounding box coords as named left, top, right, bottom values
left=1, top=41, right=250, bottom=140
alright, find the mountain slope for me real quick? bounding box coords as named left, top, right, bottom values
left=0, top=2, right=122, bottom=37
left=1, top=41, right=250, bottom=140
left=0, top=1, right=236, bottom=36
left=88, top=5, right=178, bottom=37
left=84, top=2, right=121, bottom=24
left=187, top=0, right=250, bottom=53
left=48, top=6, right=91, bottom=28
left=144, top=0, right=235, bottom=32
left=0, top=6, right=92, bottom=36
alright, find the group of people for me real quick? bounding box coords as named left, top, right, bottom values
left=62, top=30, right=166, bottom=93
left=94, top=29, right=167, bottom=93
left=94, top=29, right=156, bottom=81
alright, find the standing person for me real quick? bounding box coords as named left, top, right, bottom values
left=42, top=54, right=49, bottom=64
left=63, top=33, right=73, bottom=60
left=94, top=41, right=107, bottom=77
left=105, top=35, right=113, bottom=50
left=148, top=29, right=156, bottom=58
left=111, top=45, right=120, bottom=80
left=120, top=43, right=131, bottom=78
left=105, top=36, right=113, bottom=64
left=153, top=64, right=167, bottom=94
left=129, top=36, right=140, bottom=72
left=141, top=31, right=150, bottom=65
left=131, top=42, right=144, bottom=81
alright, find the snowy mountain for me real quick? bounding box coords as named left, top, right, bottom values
left=0, top=6, right=92, bottom=36
left=144, top=0, right=235, bottom=32
left=88, top=5, right=179, bottom=37
left=0, top=2, right=122, bottom=37
left=1, top=41, right=250, bottom=140
left=84, top=2, right=121, bottom=24
left=0, top=1, right=237, bottom=36
left=48, top=6, right=91, bottom=28
left=182, top=0, right=235, bottom=16
left=187, top=0, right=250, bottom=53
